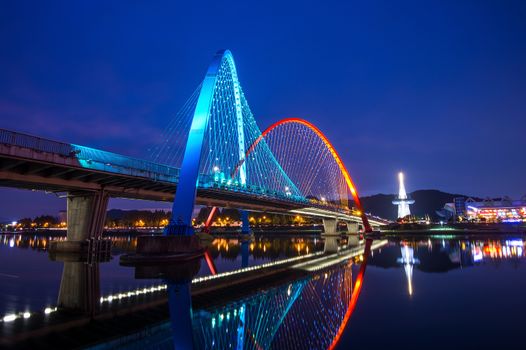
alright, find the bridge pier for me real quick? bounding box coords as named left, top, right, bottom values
left=322, top=218, right=340, bottom=253
left=50, top=191, right=109, bottom=253
left=346, top=222, right=360, bottom=247
left=57, top=259, right=100, bottom=313
left=322, top=218, right=338, bottom=235
left=346, top=222, right=360, bottom=234
left=323, top=235, right=340, bottom=253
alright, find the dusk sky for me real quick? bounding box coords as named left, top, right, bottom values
left=1, top=0, right=525, bottom=219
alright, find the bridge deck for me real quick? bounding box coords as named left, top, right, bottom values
left=0, top=128, right=388, bottom=224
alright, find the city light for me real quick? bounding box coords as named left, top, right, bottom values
left=44, top=307, right=57, bottom=315
left=3, top=314, right=17, bottom=322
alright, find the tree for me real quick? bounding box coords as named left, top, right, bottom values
left=33, top=215, right=58, bottom=227
left=18, top=218, right=33, bottom=228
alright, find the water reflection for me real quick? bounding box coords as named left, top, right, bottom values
left=0, top=234, right=66, bottom=251
left=0, top=234, right=325, bottom=260
left=397, top=244, right=419, bottom=296
left=56, top=258, right=101, bottom=314
left=0, top=234, right=329, bottom=319
left=371, top=237, right=526, bottom=299
left=109, top=241, right=370, bottom=350
left=192, top=263, right=353, bottom=349
left=2, top=234, right=526, bottom=349
left=4, top=234, right=523, bottom=265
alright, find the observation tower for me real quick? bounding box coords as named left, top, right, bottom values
left=392, top=172, right=415, bottom=218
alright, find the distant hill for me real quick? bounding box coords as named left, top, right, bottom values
left=360, top=189, right=475, bottom=221
left=106, top=191, right=472, bottom=223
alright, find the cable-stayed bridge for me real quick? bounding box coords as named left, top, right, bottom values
left=0, top=50, right=387, bottom=246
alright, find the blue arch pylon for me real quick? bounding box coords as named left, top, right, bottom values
left=165, top=50, right=242, bottom=235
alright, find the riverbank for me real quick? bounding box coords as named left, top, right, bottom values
left=379, top=222, right=526, bottom=235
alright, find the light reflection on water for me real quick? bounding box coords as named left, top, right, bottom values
left=1, top=234, right=526, bottom=349
left=0, top=233, right=325, bottom=315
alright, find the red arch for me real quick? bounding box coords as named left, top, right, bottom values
left=236, top=118, right=372, bottom=233
left=328, top=238, right=372, bottom=349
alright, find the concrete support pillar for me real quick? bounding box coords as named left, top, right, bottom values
left=346, top=222, right=359, bottom=234
left=347, top=234, right=359, bottom=247
left=322, top=218, right=338, bottom=235
left=241, top=210, right=250, bottom=235
left=50, top=191, right=109, bottom=253
left=324, top=236, right=339, bottom=253
left=67, top=191, right=109, bottom=241
left=322, top=218, right=339, bottom=253
left=57, top=261, right=100, bottom=314
left=346, top=222, right=360, bottom=247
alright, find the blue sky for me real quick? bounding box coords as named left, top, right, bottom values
left=0, top=0, right=525, bottom=218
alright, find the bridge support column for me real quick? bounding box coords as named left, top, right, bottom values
left=322, top=218, right=338, bottom=235
left=346, top=222, right=359, bottom=234
left=57, top=260, right=100, bottom=313
left=346, top=222, right=360, bottom=247
left=323, top=235, right=339, bottom=253
left=50, top=191, right=109, bottom=253
left=322, top=218, right=339, bottom=253
left=67, top=191, right=109, bottom=240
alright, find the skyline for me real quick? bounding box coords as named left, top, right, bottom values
left=1, top=0, right=525, bottom=218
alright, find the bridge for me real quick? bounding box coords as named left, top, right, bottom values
left=0, top=49, right=388, bottom=250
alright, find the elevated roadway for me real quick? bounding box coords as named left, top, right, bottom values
left=0, top=128, right=388, bottom=227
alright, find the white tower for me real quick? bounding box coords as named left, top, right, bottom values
left=392, top=172, right=415, bottom=219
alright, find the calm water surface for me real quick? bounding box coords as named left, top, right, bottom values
left=0, top=234, right=324, bottom=315
left=1, top=233, right=525, bottom=349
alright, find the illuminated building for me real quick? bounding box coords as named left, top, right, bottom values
left=453, top=197, right=466, bottom=218
left=442, top=196, right=526, bottom=223
left=464, top=196, right=526, bottom=222
left=470, top=239, right=524, bottom=261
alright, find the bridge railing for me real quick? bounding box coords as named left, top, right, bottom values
left=198, top=175, right=368, bottom=216
left=0, top=128, right=74, bottom=156
left=72, top=145, right=180, bottom=182
left=0, top=128, right=181, bottom=183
